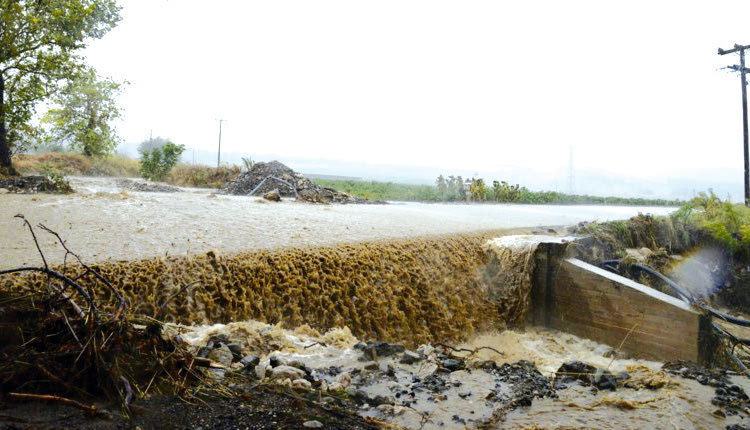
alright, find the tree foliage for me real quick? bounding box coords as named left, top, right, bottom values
left=137, top=136, right=171, bottom=155
left=0, top=0, right=121, bottom=173
left=42, top=68, right=125, bottom=156
left=139, top=140, right=185, bottom=181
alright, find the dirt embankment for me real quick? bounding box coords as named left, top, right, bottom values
left=570, top=214, right=750, bottom=313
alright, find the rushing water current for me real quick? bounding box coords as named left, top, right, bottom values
left=5, top=177, right=726, bottom=428
left=1, top=176, right=674, bottom=267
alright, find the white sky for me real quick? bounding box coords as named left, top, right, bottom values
left=84, top=0, right=750, bottom=183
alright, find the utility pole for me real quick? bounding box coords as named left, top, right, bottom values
left=719, top=43, right=750, bottom=206
left=216, top=119, right=226, bottom=168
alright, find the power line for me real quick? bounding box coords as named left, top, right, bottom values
left=718, top=43, right=750, bottom=206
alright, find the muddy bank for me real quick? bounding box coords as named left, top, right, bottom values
left=571, top=214, right=750, bottom=315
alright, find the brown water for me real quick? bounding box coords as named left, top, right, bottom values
left=174, top=321, right=742, bottom=429
left=3, top=232, right=546, bottom=345
left=5, top=178, right=728, bottom=428
left=0, top=176, right=674, bottom=268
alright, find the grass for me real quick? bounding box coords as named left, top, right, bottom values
left=13, top=153, right=239, bottom=189
left=673, top=191, right=750, bottom=253
left=312, top=178, right=683, bottom=206
left=14, top=152, right=140, bottom=177
left=312, top=179, right=440, bottom=201
left=165, top=164, right=241, bottom=189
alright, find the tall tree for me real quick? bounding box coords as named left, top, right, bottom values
left=42, top=68, right=125, bottom=156
left=0, top=0, right=121, bottom=174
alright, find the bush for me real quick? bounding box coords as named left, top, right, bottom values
left=673, top=191, right=750, bottom=252
left=139, top=142, right=186, bottom=181
left=166, top=164, right=241, bottom=189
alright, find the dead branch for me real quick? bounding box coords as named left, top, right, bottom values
left=157, top=281, right=200, bottom=317
left=0, top=266, right=99, bottom=322
left=435, top=343, right=504, bottom=358
left=14, top=214, right=47, bottom=270
left=304, top=341, right=327, bottom=349
left=120, top=376, right=133, bottom=405
left=39, top=223, right=127, bottom=319
left=8, top=392, right=105, bottom=417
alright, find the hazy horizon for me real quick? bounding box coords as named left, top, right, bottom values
left=76, top=1, right=750, bottom=201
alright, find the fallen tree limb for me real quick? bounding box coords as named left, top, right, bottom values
left=0, top=266, right=99, bottom=322
left=435, top=343, right=504, bottom=358
left=8, top=392, right=105, bottom=418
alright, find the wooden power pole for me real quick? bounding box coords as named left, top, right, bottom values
left=719, top=43, right=750, bottom=206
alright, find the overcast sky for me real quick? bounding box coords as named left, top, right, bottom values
left=83, top=1, right=750, bottom=189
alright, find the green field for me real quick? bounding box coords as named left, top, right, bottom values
left=311, top=178, right=683, bottom=206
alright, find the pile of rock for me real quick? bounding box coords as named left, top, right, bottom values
left=222, top=160, right=374, bottom=204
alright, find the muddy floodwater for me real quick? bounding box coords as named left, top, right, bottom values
left=0, top=177, right=674, bottom=267
left=175, top=321, right=748, bottom=430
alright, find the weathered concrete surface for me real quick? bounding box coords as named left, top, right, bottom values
left=0, top=177, right=675, bottom=268
left=532, top=256, right=705, bottom=362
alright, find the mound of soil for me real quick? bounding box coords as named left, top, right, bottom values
left=222, top=161, right=377, bottom=204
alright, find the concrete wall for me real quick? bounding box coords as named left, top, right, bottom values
left=531, top=249, right=710, bottom=362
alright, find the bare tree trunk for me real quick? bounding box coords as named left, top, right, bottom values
left=0, top=74, right=16, bottom=176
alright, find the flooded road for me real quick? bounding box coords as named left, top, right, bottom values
left=0, top=177, right=674, bottom=268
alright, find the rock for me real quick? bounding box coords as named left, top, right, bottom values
left=293, top=378, right=312, bottom=390
left=555, top=361, right=617, bottom=391
left=241, top=354, right=260, bottom=369
left=287, top=360, right=312, bottom=375
left=226, top=343, right=243, bottom=362
left=0, top=188, right=8, bottom=194
left=400, top=350, right=422, bottom=365
left=356, top=341, right=405, bottom=360
left=208, top=344, right=234, bottom=367
left=471, top=360, right=498, bottom=370
left=270, top=365, right=306, bottom=380
left=263, top=189, right=281, bottom=202
left=364, top=362, right=379, bottom=371
left=269, top=355, right=285, bottom=367
left=208, top=334, right=230, bottom=345
left=370, top=395, right=395, bottom=406
left=303, top=420, right=323, bottom=428
left=458, top=391, right=472, bottom=399
left=593, top=368, right=618, bottom=391
left=441, top=358, right=464, bottom=372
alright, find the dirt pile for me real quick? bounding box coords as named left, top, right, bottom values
left=222, top=160, right=375, bottom=204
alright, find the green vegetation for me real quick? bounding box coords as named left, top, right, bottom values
left=139, top=141, right=185, bottom=181
left=165, top=164, right=241, bottom=189
left=311, top=177, right=683, bottom=206
left=673, top=191, right=750, bottom=252
left=41, top=68, right=126, bottom=157
left=312, top=179, right=442, bottom=201
left=0, top=0, right=122, bottom=175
